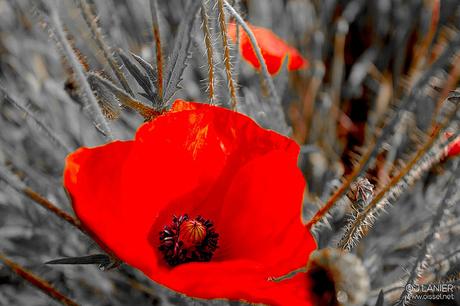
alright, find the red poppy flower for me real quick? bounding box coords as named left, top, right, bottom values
left=64, top=100, right=317, bottom=305
left=445, top=132, right=460, bottom=157
left=227, top=22, right=308, bottom=75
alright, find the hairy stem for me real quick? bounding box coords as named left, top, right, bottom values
left=150, top=0, right=164, bottom=99
left=0, top=164, right=83, bottom=233
left=223, top=0, right=284, bottom=123
left=201, top=2, right=216, bottom=103
left=0, top=253, right=79, bottom=306
left=217, top=0, right=238, bottom=110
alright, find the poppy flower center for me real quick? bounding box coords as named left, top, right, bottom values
left=159, top=214, right=219, bottom=266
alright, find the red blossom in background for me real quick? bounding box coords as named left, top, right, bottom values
left=445, top=132, right=460, bottom=157
left=227, top=22, right=308, bottom=75
left=64, top=100, right=316, bottom=305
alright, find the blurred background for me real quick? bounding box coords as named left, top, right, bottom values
left=0, top=0, right=459, bottom=305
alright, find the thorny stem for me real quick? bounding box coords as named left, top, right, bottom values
left=223, top=0, right=281, bottom=109
left=0, top=163, right=84, bottom=233
left=217, top=0, right=238, bottom=110
left=231, top=0, right=241, bottom=83
left=201, top=2, right=216, bottom=103
left=150, top=0, right=164, bottom=99
left=75, top=0, right=134, bottom=97
left=0, top=252, right=79, bottom=306
left=23, top=188, right=83, bottom=231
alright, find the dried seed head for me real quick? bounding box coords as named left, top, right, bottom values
left=306, top=248, right=370, bottom=306
left=179, top=219, right=207, bottom=248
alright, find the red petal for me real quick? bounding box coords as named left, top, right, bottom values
left=215, top=150, right=316, bottom=276
left=151, top=260, right=314, bottom=306
left=228, top=22, right=308, bottom=75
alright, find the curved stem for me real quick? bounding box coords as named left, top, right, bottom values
left=222, top=0, right=281, bottom=109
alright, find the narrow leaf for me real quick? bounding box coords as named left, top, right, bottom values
left=89, top=74, right=122, bottom=120
left=88, top=73, right=160, bottom=120
left=118, top=50, right=159, bottom=103
left=46, top=254, right=110, bottom=266
left=374, top=290, right=384, bottom=306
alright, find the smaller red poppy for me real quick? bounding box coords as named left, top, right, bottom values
left=445, top=132, right=460, bottom=157
left=227, top=22, right=308, bottom=75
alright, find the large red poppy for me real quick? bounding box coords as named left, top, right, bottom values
left=227, top=22, right=308, bottom=75
left=64, top=100, right=316, bottom=305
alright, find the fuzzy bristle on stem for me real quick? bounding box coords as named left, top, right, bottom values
left=201, top=2, right=216, bottom=104
left=223, top=0, right=280, bottom=109
left=217, top=0, right=238, bottom=110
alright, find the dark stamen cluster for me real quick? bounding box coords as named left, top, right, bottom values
left=159, top=214, right=219, bottom=266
